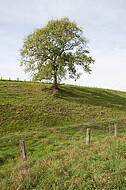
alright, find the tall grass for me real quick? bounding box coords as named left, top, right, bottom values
left=0, top=80, right=126, bottom=189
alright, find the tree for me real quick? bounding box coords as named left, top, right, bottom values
left=20, top=17, right=95, bottom=89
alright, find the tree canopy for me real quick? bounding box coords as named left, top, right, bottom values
left=20, top=17, right=95, bottom=89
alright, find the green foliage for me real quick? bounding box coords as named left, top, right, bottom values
left=20, top=18, right=94, bottom=85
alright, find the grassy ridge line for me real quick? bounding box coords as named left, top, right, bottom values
left=0, top=80, right=126, bottom=136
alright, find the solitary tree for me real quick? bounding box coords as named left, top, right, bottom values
left=20, top=18, right=95, bottom=89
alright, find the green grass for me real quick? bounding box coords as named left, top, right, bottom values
left=0, top=80, right=126, bottom=189
left=0, top=80, right=126, bottom=136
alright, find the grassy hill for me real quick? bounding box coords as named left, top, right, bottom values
left=0, top=80, right=126, bottom=189
left=0, top=80, right=126, bottom=136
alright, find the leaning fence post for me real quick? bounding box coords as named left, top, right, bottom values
left=19, top=140, right=27, bottom=161
left=86, top=128, right=91, bottom=145
left=114, top=124, right=118, bottom=136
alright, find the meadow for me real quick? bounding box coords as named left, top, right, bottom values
left=0, top=80, right=126, bottom=189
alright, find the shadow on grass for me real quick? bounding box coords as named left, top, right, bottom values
left=57, top=86, right=126, bottom=111
left=0, top=154, right=15, bottom=166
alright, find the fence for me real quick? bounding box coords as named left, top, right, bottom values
left=0, top=77, right=28, bottom=82
left=19, top=124, right=119, bottom=161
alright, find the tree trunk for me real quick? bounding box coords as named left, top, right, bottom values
left=52, top=72, right=58, bottom=90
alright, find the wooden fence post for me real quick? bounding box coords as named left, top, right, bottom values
left=86, top=128, right=90, bottom=145
left=114, top=124, right=118, bottom=136
left=19, top=140, right=27, bottom=161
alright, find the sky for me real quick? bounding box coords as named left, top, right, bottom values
left=0, top=0, right=126, bottom=91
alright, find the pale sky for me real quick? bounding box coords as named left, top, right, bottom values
left=0, top=0, right=126, bottom=91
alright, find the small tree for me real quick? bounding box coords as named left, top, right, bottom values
left=20, top=18, right=95, bottom=89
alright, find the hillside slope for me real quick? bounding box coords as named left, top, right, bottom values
left=0, top=80, right=126, bottom=136
left=0, top=80, right=126, bottom=189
